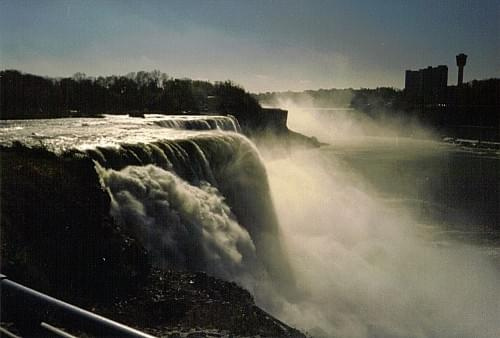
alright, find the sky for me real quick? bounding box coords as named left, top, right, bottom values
left=0, top=0, right=498, bottom=93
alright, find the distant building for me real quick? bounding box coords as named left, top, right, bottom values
left=456, top=53, right=467, bottom=86
left=405, top=65, right=448, bottom=103
left=404, top=70, right=421, bottom=98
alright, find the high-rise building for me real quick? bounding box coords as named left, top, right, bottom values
left=404, top=65, right=448, bottom=103
left=404, top=70, right=421, bottom=98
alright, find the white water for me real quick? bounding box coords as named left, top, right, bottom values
left=0, top=114, right=240, bottom=152
left=2, top=113, right=499, bottom=337
left=266, top=148, right=499, bottom=337
left=0, top=114, right=292, bottom=286
left=259, top=105, right=500, bottom=337
left=96, top=163, right=256, bottom=279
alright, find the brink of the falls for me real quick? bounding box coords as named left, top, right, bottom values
left=0, top=114, right=302, bottom=337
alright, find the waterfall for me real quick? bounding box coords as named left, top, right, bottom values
left=2, top=113, right=500, bottom=337
left=87, top=132, right=293, bottom=286
left=151, top=115, right=241, bottom=132
left=0, top=114, right=295, bottom=317
left=95, top=163, right=256, bottom=279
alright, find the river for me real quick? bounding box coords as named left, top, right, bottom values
left=260, top=106, right=500, bottom=337
left=1, top=112, right=499, bottom=337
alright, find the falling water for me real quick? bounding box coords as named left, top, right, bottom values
left=1, top=113, right=499, bottom=337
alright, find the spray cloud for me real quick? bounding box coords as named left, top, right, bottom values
left=255, top=100, right=500, bottom=337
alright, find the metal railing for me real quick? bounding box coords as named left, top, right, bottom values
left=0, top=274, right=156, bottom=337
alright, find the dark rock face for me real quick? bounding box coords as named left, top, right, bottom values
left=260, top=108, right=289, bottom=132
left=0, top=146, right=150, bottom=301
left=0, top=146, right=304, bottom=337
left=102, top=269, right=304, bottom=337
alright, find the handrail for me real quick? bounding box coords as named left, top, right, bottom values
left=0, top=274, right=157, bottom=337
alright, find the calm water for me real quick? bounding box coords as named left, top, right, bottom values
left=327, top=138, right=499, bottom=257
left=260, top=105, right=500, bottom=336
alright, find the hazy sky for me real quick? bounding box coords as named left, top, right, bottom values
left=1, top=0, right=498, bottom=92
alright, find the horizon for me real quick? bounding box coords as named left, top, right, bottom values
left=3, top=68, right=498, bottom=95
left=1, top=0, right=498, bottom=93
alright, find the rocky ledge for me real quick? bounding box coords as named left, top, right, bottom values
left=98, top=269, right=304, bottom=337
left=2, top=269, right=304, bottom=337
left=0, top=146, right=304, bottom=337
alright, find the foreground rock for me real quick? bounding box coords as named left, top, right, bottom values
left=2, top=269, right=304, bottom=337
left=98, top=269, right=304, bottom=337
left=0, top=145, right=304, bottom=337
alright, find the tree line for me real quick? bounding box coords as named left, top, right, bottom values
left=0, top=70, right=262, bottom=130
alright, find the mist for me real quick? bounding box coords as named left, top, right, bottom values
left=256, top=103, right=500, bottom=337
left=271, top=96, right=437, bottom=143
left=75, top=111, right=499, bottom=337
